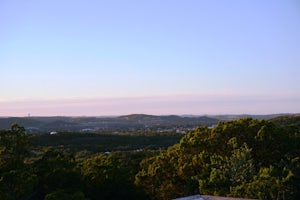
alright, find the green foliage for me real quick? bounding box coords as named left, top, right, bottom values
left=135, top=147, right=186, bottom=200
left=0, top=124, right=29, bottom=171
left=44, top=190, right=88, bottom=200
left=271, top=114, right=300, bottom=130
left=30, top=132, right=182, bottom=153
left=225, top=143, right=255, bottom=186
left=136, top=118, right=300, bottom=199
left=229, top=165, right=297, bottom=199
left=0, top=124, right=36, bottom=199
left=81, top=152, right=149, bottom=200
left=1, top=118, right=300, bottom=200
left=33, top=150, right=82, bottom=197
left=0, top=170, right=38, bottom=200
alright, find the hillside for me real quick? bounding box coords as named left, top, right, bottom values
left=136, top=118, right=300, bottom=199
left=0, top=114, right=219, bottom=133
left=0, top=118, right=299, bottom=199
left=270, top=114, right=300, bottom=129
left=1, top=114, right=297, bottom=133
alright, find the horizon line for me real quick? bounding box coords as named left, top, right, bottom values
left=0, top=113, right=298, bottom=118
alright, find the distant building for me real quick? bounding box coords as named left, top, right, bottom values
left=176, top=129, right=187, bottom=134
left=208, top=124, right=217, bottom=129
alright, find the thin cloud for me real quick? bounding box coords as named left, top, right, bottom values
left=1, top=94, right=299, bottom=116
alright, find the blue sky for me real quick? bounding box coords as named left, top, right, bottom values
left=0, top=0, right=299, bottom=116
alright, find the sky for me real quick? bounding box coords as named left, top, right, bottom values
left=0, top=0, right=300, bottom=116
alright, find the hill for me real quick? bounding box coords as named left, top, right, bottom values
left=1, top=117, right=299, bottom=199
left=1, top=114, right=298, bottom=133
left=0, top=114, right=219, bottom=133
left=135, top=118, right=300, bottom=199
left=270, top=114, right=300, bottom=129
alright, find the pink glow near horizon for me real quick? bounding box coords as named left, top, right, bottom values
left=1, top=95, right=299, bottom=117
left=1, top=1, right=299, bottom=117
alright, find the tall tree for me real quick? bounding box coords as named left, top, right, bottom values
left=0, top=124, right=37, bottom=200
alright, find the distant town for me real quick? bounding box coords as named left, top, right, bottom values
left=0, top=113, right=293, bottom=134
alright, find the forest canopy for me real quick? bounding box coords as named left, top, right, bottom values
left=136, top=118, right=300, bottom=199
left=0, top=117, right=299, bottom=200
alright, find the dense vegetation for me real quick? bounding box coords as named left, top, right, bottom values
left=30, top=132, right=182, bottom=153
left=136, top=118, right=300, bottom=199
left=0, top=114, right=219, bottom=132
left=0, top=117, right=299, bottom=199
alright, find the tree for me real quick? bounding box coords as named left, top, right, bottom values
left=33, top=150, right=82, bottom=198
left=82, top=152, right=149, bottom=200
left=0, top=124, right=37, bottom=200
left=136, top=118, right=300, bottom=199
left=225, top=142, right=256, bottom=186
left=0, top=124, right=29, bottom=171
left=44, top=189, right=88, bottom=200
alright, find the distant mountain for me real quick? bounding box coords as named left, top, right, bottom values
left=0, top=114, right=218, bottom=132
left=0, top=117, right=44, bottom=129
left=118, top=114, right=157, bottom=121
left=0, top=114, right=298, bottom=133
left=208, top=114, right=295, bottom=120
left=118, top=114, right=218, bottom=126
